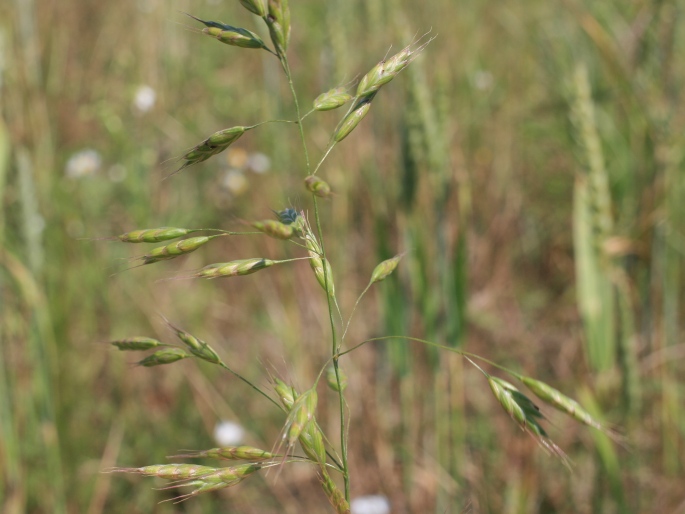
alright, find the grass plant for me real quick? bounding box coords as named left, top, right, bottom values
left=99, top=3, right=617, bottom=511
left=1, top=0, right=683, bottom=512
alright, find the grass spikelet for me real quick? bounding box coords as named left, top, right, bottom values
left=251, top=220, right=294, bottom=239
left=195, top=258, right=276, bottom=279
left=321, top=471, right=351, bottom=514
left=171, top=445, right=275, bottom=461
left=314, top=87, right=352, bottom=111
left=171, top=126, right=248, bottom=176
left=161, top=463, right=265, bottom=503
left=303, top=230, right=335, bottom=296
left=107, top=463, right=218, bottom=480
left=518, top=375, right=620, bottom=440
left=135, top=348, right=191, bottom=367
left=117, top=227, right=192, bottom=243
left=239, top=0, right=266, bottom=17
left=108, top=336, right=166, bottom=351
left=326, top=365, right=347, bottom=392
left=266, top=0, right=290, bottom=51
left=333, top=96, right=374, bottom=142
left=273, top=378, right=296, bottom=409
left=164, top=318, right=222, bottom=365
left=285, top=388, right=317, bottom=448
left=140, top=236, right=219, bottom=265
left=304, top=175, right=332, bottom=198
left=299, top=422, right=326, bottom=464
left=486, top=376, right=569, bottom=464
left=356, top=36, right=433, bottom=98
left=186, top=14, right=269, bottom=50
left=370, top=253, right=404, bottom=284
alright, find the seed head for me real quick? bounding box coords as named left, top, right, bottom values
left=314, top=87, right=353, bottom=111
left=207, top=126, right=247, bottom=147
left=326, top=365, right=347, bottom=392
left=239, top=0, right=266, bottom=17
left=175, top=127, right=248, bottom=175
left=187, top=14, right=268, bottom=50
left=128, top=464, right=218, bottom=480
left=308, top=253, right=335, bottom=297
left=273, top=378, right=296, bottom=410
left=196, top=258, right=275, bottom=279
left=142, top=236, right=215, bottom=265
left=299, top=423, right=326, bottom=464
left=251, top=220, right=294, bottom=240
left=304, top=175, right=332, bottom=198
left=487, top=376, right=569, bottom=463
left=163, top=463, right=264, bottom=502
left=136, top=348, right=190, bottom=367
left=109, top=336, right=166, bottom=351
left=172, top=445, right=275, bottom=461
left=166, top=322, right=222, bottom=365
left=520, top=376, right=616, bottom=437
left=356, top=38, right=432, bottom=98
left=284, top=388, right=317, bottom=448
left=321, top=471, right=351, bottom=514
left=118, top=227, right=191, bottom=243
left=333, top=96, right=374, bottom=142
left=370, top=253, right=404, bottom=283
left=266, top=0, right=290, bottom=50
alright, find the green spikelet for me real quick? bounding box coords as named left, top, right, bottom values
left=370, top=253, right=404, bottom=283
left=117, top=227, right=191, bottom=243
left=136, top=348, right=190, bottom=367
left=239, top=0, right=266, bottom=16
left=304, top=175, right=332, bottom=198
left=333, top=96, right=374, bottom=142
left=314, top=87, right=352, bottom=111
left=108, top=337, right=166, bottom=351
left=251, top=220, right=294, bottom=239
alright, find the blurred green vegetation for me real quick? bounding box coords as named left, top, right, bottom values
left=1, top=0, right=684, bottom=512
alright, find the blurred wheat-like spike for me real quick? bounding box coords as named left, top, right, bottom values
left=571, top=63, right=614, bottom=260
left=571, top=63, right=617, bottom=373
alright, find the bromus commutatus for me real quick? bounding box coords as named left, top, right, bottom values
left=101, top=4, right=617, bottom=512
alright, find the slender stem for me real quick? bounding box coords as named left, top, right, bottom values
left=279, top=56, right=311, bottom=174
left=312, top=143, right=336, bottom=175
left=246, top=119, right=298, bottom=129
left=341, top=282, right=372, bottom=341
left=218, top=362, right=283, bottom=411
left=312, top=196, right=350, bottom=500
left=278, top=44, right=349, bottom=500
left=339, top=335, right=521, bottom=378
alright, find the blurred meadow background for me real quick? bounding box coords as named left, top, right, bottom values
left=1, top=0, right=684, bottom=512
